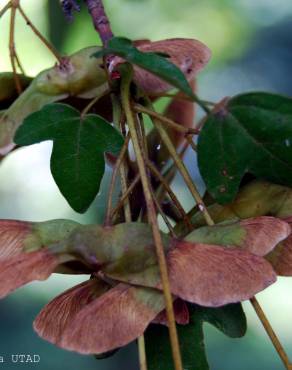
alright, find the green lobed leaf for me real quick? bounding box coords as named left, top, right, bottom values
left=93, top=37, right=194, bottom=98
left=193, top=303, right=247, bottom=338
left=145, top=317, right=208, bottom=370
left=145, top=303, right=246, bottom=370
left=14, top=103, right=124, bottom=213
left=0, top=47, right=107, bottom=155
left=197, top=92, right=292, bottom=204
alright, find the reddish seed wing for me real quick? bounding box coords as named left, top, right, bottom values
left=34, top=278, right=109, bottom=344
left=152, top=299, right=189, bottom=326
left=186, top=216, right=291, bottom=257
left=166, top=241, right=276, bottom=307
left=0, top=249, right=59, bottom=298
left=239, top=217, right=291, bottom=256
left=135, top=38, right=211, bottom=93
left=110, top=38, right=211, bottom=94
left=268, top=235, right=292, bottom=276
left=0, top=220, right=32, bottom=259
left=266, top=216, right=292, bottom=276
left=60, top=283, right=165, bottom=354
left=137, top=38, right=211, bottom=74
left=0, top=218, right=80, bottom=298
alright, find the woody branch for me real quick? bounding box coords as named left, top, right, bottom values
left=84, top=0, right=113, bottom=46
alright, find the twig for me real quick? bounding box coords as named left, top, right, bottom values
left=104, top=134, right=130, bottom=225
left=146, top=159, right=192, bottom=230
left=144, top=101, right=214, bottom=226
left=120, top=64, right=183, bottom=370
left=9, top=5, right=21, bottom=94
left=152, top=191, right=176, bottom=237
left=110, top=173, right=140, bottom=218
left=185, top=134, right=197, bottom=152
left=0, top=1, right=11, bottom=18
left=137, top=111, right=176, bottom=233
left=134, top=104, right=199, bottom=135
left=80, top=87, right=110, bottom=117
left=84, top=0, right=113, bottom=46
left=111, top=91, right=148, bottom=370
left=157, top=136, right=190, bottom=197
left=111, top=94, right=132, bottom=222
left=250, top=297, right=292, bottom=370
left=148, top=92, right=216, bottom=107
left=18, top=4, right=62, bottom=63
left=13, top=49, right=25, bottom=74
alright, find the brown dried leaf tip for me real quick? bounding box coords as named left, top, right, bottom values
left=0, top=217, right=289, bottom=354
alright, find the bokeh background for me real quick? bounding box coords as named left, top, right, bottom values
left=0, top=0, right=292, bottom=369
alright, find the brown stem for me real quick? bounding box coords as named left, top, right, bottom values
left=9, top=5, right=21, bottom=94
left=14, top=49, right=25, bottom=74
left=85, top=0, right=113, bottom=46
left=111, top=93, right=148, bottom=370
left=134, top=104, right=199, bottom=135
left=137, top=105, right=173, bottom=232
left=146, top=159, right=192, bottom=230
left=0, top=1, right=11, bottom=18
left=118, top=161, right=132, bottom=222
left=148, top=92, right=216, bottom=107
left=111, top=94, right=132, bottom=222
left=18, top=5, right=62, bottom=63
left=156, top=137, right=190, bottom=203
left=152, top=191, right=176, bottom=237
left=185, top=134, right=197, bottom=152
left=110, top=173, right=140, bottom=219
left=145, top=101, right=214, bottom=226
left=80, top=87, right=110, bottom=117
left=250, top=297, right=292, bottom=370
left=120, top=65, right=183, bottom=370
left=104, top=135, right=130, bottom=225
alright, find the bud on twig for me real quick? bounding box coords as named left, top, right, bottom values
left=60, top=0, right=80, bottom=21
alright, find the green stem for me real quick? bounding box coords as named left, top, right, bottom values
left=193, top=95, right=211, bottom=114
left=138, top=335, right=148, bottom=370
left=134, top=104, right=198, bottom=135
left=120, top=63, right=183, bottom=370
